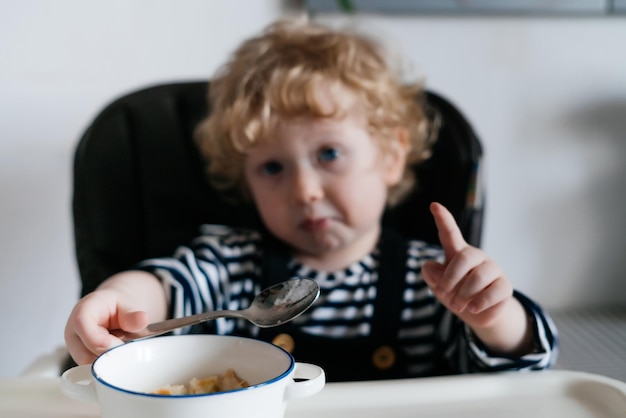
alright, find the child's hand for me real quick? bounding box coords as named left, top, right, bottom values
left=421, top=202, right=513, bottom=331
left=64, top=270, right=166, bottom=365
left=64, top=289, right=149, bottom=365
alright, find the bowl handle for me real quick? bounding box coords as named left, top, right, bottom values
left=284, top=362, right=325, bottom=401
left=61, top=364, right=97, bottom=402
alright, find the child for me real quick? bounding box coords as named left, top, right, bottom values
left=65, top=18, right=556, bottom=381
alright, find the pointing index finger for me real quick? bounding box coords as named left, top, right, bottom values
left=430, top=202, right=468, bottom=261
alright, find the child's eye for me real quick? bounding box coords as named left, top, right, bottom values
left=262, top=161, right=283, bottom=176
left=318, top=147, right=340, bottom=162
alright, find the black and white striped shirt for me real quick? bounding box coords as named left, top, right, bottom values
left=137, top=225, right=557, bottom=377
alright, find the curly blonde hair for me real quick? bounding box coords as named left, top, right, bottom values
left=195, top=18, right=436, bottom=206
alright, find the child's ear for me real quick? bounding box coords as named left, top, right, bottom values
left=383, top=128, right=409, bottom=186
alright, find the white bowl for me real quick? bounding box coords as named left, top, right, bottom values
left=61, top=334, right=325, bottom=418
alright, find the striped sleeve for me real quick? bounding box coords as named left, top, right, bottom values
left=448, top=290, right=558, bottom=373
left=134, top=225, right=262, bottom=335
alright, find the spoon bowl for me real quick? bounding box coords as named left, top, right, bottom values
left=114, top=278, right=320, bottom=342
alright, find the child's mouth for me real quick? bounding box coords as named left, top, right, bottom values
left=300, top=218, right=329, bottom=231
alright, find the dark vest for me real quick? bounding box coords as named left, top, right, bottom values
left=257, top=229, right=411, bottom=382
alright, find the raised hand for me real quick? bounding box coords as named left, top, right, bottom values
left=421, top=202, right=515, bottom=331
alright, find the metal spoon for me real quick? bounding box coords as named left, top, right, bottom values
left=113, top=278, right=320, bottom=342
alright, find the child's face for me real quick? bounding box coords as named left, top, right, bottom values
left=243, top=95, right=407, bottom=270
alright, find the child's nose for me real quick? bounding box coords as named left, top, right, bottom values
left=291, top=167, right=324, bottom=204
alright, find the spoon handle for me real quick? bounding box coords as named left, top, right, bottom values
left=112, top=310, right=246, bottom=342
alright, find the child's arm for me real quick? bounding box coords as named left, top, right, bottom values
left=422, top=202, right=534, bottom=356
left=64, top=270, right=167, bottom=365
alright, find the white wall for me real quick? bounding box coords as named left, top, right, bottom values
left=1, top=1, right=625, bottom=377
left=0, top=0, right=292, bottom=377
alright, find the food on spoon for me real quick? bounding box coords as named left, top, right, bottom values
left=153, top=368, right=249, bottom=395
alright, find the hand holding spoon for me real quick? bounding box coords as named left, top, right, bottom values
left=113, top=278, right=320, bottom=342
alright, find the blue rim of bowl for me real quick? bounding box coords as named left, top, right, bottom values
left=91, top=335, right=295, bottom=398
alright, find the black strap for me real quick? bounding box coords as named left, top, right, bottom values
left=370, top=228, right=407, bottom=342
left=261, top=232, right=293, bottom=288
